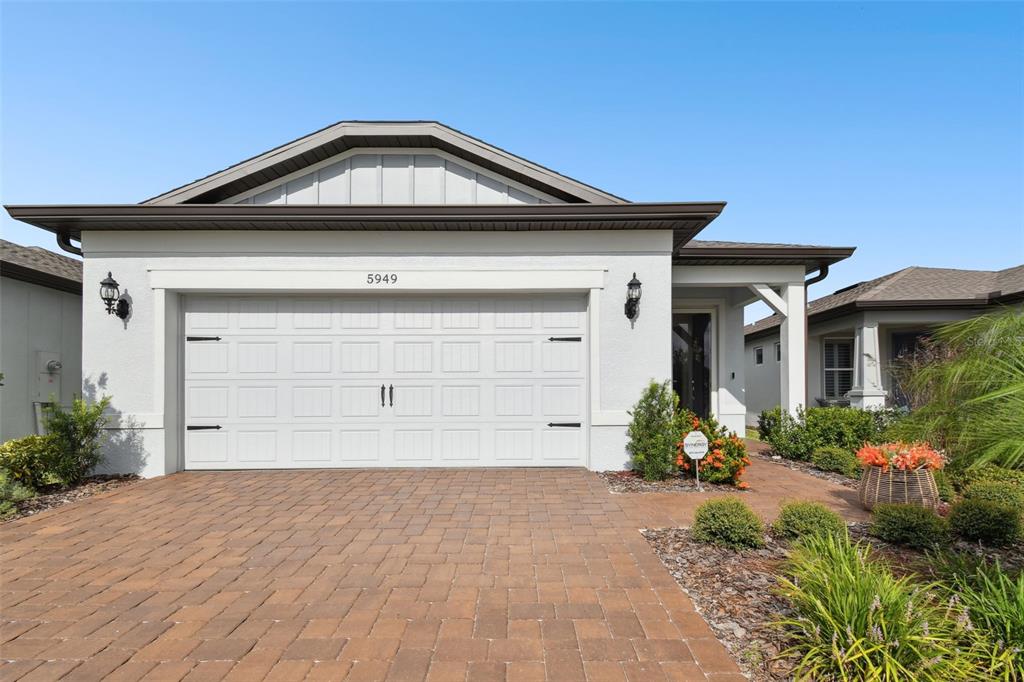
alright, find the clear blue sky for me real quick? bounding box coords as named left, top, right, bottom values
left=2, top=2, right=1022, bottom=321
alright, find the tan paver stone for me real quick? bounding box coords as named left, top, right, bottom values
left=0, top=464, right=862, bottom=680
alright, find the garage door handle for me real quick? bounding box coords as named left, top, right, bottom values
left=548, top=336, right=581, bottom=342
left=547, top=422, right=581, bottom=428
left=186, top=336, right=222, bottom=342
left=187, top=425, right=222, bottom=430
left=381, top=384, right=386, bottom=407
left=389, top=384, right=394, bottom=407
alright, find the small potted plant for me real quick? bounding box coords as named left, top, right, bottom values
left=856, top=442, right=944, bottom=510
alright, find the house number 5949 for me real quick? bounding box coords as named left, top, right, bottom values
left=366, top=273, right=398, bottom=285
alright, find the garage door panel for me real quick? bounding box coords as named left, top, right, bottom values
left=185, top=295, right=587, bottom=469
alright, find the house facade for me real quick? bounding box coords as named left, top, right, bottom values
left=0, top=240, right=83, bottom=440
left=7, top=121, right=852, bottom=476
left=745, top=264, right=1024, bottom=424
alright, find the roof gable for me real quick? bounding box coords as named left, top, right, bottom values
left=226, top=150, right=558, bottom=206
left=145, top=121, right=626, bottom=205
left=0, top=239, right=82, bottom=294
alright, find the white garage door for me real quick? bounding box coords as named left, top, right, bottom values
left=183, top=295, right=587, bottom=469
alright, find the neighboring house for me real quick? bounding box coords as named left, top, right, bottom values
left=6, top=120, right=853, bottom=476
left=0, top=239, right=83, bottom=440
left=745, top=264, right=1024, bottom=424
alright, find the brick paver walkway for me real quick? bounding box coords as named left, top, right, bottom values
left=0, top=462, right=857, bottom=681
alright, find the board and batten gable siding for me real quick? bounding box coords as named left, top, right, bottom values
left=226, top=151, right=558, bottom=206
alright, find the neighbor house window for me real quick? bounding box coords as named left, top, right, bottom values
left=754, top=347, right=764, bottom=365
left=775, top=342, right=781, bottom=362
left=823, top=339, right=854, bottom=399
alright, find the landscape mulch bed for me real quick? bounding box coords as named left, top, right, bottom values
left=3, top=475, right=140, bottom=523
left=750, top=449, right=859, bottom=489
left=643, top=527, right=794, bottom=681
left=644, top=523, right=1024, bottom=681
left=598, top=470, right=744, bottom=494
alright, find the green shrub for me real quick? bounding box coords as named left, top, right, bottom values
left=772, top=501, right=847, bottom=541
left=692, top=497, right=764, bottom=549
left=810, top=446, right=862, bottom=478
left=0, top=435, right=59, bottom=489
left=933, top=469, right=954, bottom=503
left=932, top=554, right=1024, bottom=678
left=962, top=481, right=1024, bottom=515
left=43, top=397, right=110, bottom=485
left=757, top=407, right=783, bottom=441
left=764, top=409, right=818, bottom=461
left=948, top=498, right=1022, bottom=547
left=0, top=471, right=34, bottom=518
left=870, top=504, right=950, bottom=549
left=954, top=464, right=1024, bottom=490
left=776, top=533, right=978, bottom=681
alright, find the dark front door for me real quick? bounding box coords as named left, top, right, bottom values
left=672, top=313, right=712, bottom=418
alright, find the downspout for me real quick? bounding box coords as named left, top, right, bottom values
left=56, top=232, right=83, bottom=256
left=801, top=263, right=829, bottom=408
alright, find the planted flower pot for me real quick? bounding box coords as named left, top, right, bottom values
left=858, top=466, right=940, bottom=511
left=856, top=442, right=944, bottom=511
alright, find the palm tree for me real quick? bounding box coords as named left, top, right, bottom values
left=890, top=308, right=1024, bottom=469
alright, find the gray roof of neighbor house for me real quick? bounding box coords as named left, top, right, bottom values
left=745, top=264, right=1024, bottom=340
left=0, top=239, right=82, bottom=294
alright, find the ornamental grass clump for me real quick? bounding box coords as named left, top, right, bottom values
left=932, top=554, right=1024, bottom=679
left=776, top=533, right=977, bottom=681
left=691, top=497, right=764, bottom=549
left=772, top=501, right=847, bottom=541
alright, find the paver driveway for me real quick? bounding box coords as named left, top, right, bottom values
left=1, top=469, right=744, bottom=681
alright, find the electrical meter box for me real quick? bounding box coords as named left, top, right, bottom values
left=33, top=351, right=62, bottom=402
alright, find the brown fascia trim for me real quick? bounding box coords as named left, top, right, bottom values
left=674, top=245, right=856, bottom=266
left=0, top=261, right=82, bottom=295
left=744, top=298, right=997, bottom=341
left=4, top=202, right=725, bottom=236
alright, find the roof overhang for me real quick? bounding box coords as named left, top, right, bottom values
left=5, top=202, right=726, bottom=243
left=0, top=260, right=82, bottom=295
left=143, top=121, right=628, bottom=205
left=744, top=297, right=996, bottom=341
left=674, top=244, right=855, bottom=272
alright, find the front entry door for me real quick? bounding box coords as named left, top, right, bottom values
left=672, top=312, right=712, bottom=418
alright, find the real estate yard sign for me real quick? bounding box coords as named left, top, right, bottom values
left=683, top=431, right=709, bottom=491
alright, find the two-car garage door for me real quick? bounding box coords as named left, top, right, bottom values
left=183, top=295, right=587, bottom=469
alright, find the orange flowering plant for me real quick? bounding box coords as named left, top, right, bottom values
left=675, top=410, right=751, bottom=487
left=856, top=442, right=944, bottom=472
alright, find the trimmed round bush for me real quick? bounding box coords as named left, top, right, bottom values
left=811, top=446, right=862, bottom=479
left=869, top=503, right=949, bottom=549
left=772, top=501, right=847, bottom=541
left=963, top=481, right=1024, bottom=514
left=692, top=497, right=764, bottom=549
left=948, top=498, right=1022, bottom=547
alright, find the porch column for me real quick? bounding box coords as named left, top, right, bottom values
left=848, top=322, right=887, bottom=409
left=778, top=282, right=806, bottom=416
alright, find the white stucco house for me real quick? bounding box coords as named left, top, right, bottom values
left=6, top=121, right=854, bottom=477
left=0, top=240, right=83, bottom=440
left=745, top=264, right=1024, bottom=424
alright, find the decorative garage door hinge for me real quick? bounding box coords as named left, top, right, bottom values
left=186, top=425, right=222, bottom=430
left=186, top=336, right=222, bottom=341
left=547, top=422, right=581, bottom=428
left=547, top=336, right=582, bottom=342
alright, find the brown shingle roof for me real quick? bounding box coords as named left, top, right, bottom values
left=0, top=239, right=82, bottom=293
left=745, top=264, right=1023, bottom=338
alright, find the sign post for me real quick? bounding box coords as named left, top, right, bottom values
left=682, top=430, right=710, bottom=492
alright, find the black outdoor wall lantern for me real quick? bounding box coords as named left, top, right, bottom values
left=625, top=272, right=642, bottom=320
left=99, top=272, right=131, bottom=320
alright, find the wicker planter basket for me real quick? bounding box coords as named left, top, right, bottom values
left=859, top=466, right=940, bottom=511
